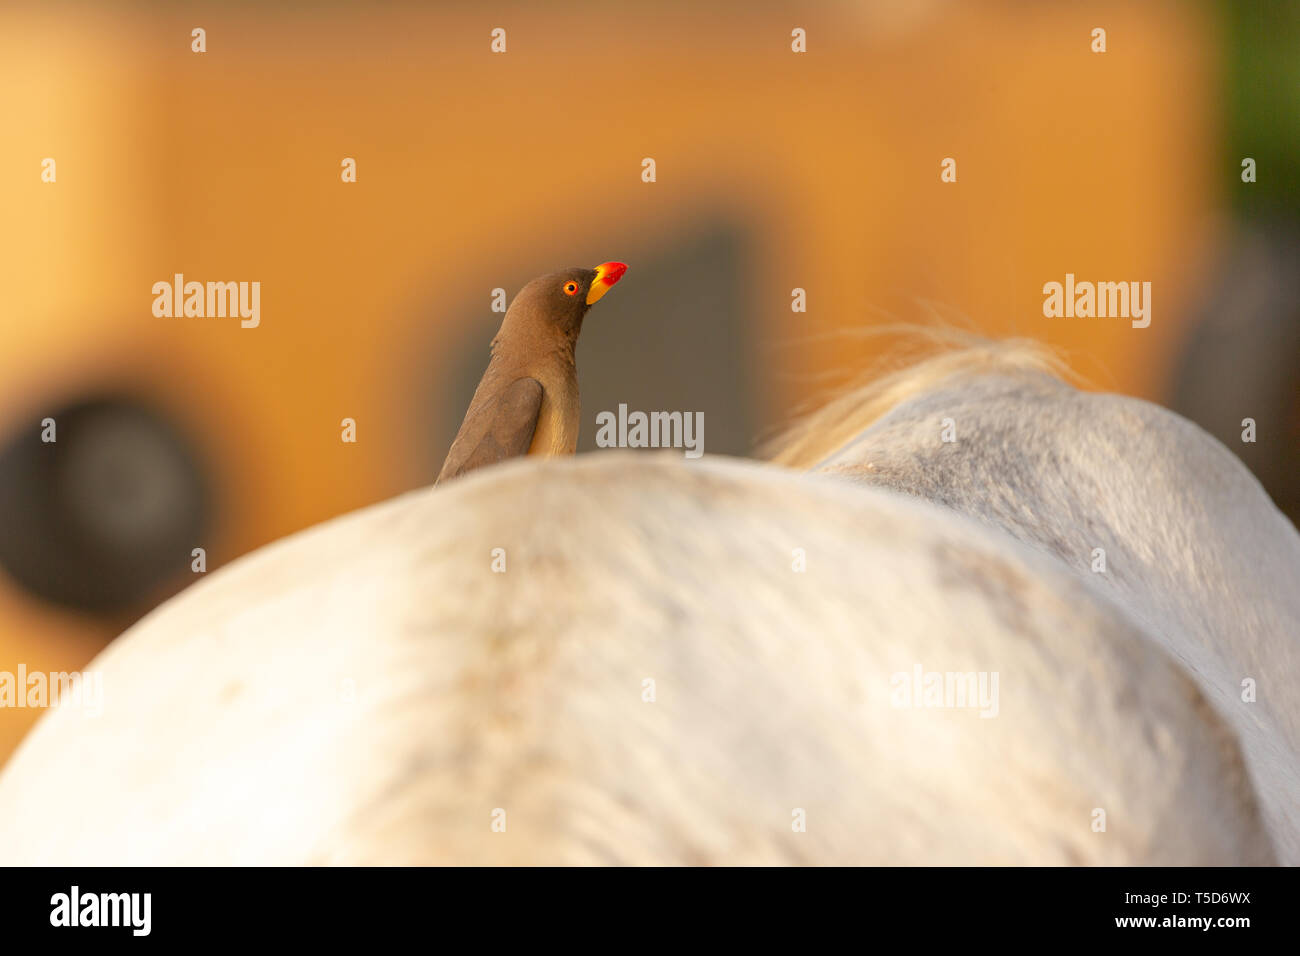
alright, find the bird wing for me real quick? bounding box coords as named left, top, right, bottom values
left=437, top=377, right=544, bottom=482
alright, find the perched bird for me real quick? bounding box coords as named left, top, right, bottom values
left=436, top=262, right=628, bottom=484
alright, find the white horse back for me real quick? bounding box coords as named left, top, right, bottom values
left=0, top=393, right=1289, bottom=863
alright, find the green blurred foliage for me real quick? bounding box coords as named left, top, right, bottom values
left=1222, top=0, right=1300, bottom=220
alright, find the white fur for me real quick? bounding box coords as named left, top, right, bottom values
left=0, top=369, right=1293, bottom=864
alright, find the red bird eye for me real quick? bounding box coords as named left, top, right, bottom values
left=563, top=281, right=579, bottom=296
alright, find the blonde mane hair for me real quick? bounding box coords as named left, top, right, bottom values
left=762, top=327, right=1079, bottom=469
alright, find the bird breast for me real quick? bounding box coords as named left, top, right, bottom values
left=527, top=371, right=580, bottom=456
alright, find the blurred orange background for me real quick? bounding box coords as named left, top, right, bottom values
left=1, top=1, right=1295, bottom=764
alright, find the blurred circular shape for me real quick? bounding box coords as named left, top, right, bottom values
left=0, top=397, right=210, bottom=612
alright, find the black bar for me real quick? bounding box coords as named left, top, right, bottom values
left=0, top=866, right=1288, bottom=943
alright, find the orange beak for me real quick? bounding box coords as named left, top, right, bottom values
left=587, top=261, right=628, bottom=305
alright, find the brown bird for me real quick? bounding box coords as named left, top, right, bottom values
left=436, top=262, right=628, bottom=483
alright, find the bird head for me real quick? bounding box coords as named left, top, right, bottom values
left=510, top=261, right=628, bottom=337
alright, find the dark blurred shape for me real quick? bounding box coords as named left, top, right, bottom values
left=577, top=225, right=757, bottom=456
left=0, top=398, right=210, bottom=612
left=1170, top=227, right=1300, bottom=526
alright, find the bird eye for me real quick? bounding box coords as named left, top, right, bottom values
left=563, top=281, right=579, bottom=296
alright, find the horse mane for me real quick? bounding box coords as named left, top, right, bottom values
left=762, top=327, right=1078, bottom=469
